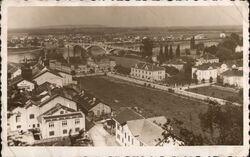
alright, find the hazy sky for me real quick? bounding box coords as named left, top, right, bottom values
left=8, top=6, right=243, bottom=29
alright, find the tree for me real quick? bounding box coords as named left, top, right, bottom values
left=192, top=73, right=198, bottom=84
left=184, top=61, right=193, bottom=84
left=190, top=36, right=195, bottom=49
left=158, top=45, right=165, bottom=64
left=204, top=45, right=217, bottom=55
left=201, top=78, right=205, bottom=83
left=175, top=44, right=180, bottom=57
left=196, top=49, right=201, bottom=56
left=216, top=46, right=234, bottom=62
left=169, top=45, right=173, bottom=59
left=141, top=37, right=153, bottom=58
left=164, top=45, right=169, bottom=60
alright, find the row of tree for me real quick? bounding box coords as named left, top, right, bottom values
left=157, top=44, right=181, bottom=64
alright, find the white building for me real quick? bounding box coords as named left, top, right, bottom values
left=8, top=94, right=85, bottom=139
left=114, top=108, right=184, bottom=146
left=235, top=45, right=243, bottom=53
left=195, top=53, right=219, bottom=66
left=16, top=79, right=35, bottom=91
left=221, top=69, right=243, bottom=88
left=192, top=63, right=218, bottom=83
left=219, top=33, right=226, bottom=38
left=130, top=62, right=166, bottom=82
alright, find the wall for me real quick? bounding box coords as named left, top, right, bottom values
left=89, top=103, right=111, bottom=116
left=34, top=72, right=63, bottom=87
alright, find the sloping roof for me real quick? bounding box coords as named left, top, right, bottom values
left=42, top=111, right=84, bottom=121
left=8, top=64, right=20, bottom=74
left=32, top=69, right=62, bottom=80
left=127, top=119, right=165, bottom=146
left=114, top=108, right=144, bottom=125
left=9, top=75, right=25, bottom=86
left=221, top=69, right=243, bottom=77
left=132, top=62, right=165, bottom=71
left=38, top=94, right=75, bottom=107
left=224, top=59, right=243, bottom=68
left=37, top=103, right=77, bottom=122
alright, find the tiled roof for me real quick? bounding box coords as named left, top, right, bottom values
left=114, top=108, right=144, bottom=125
left=221, top=69, right=243, bottom=77
left=132, top=62, right=165, bottom=71
left=38, top=94, right=75, bottom=107
left=127, top=119, right=166, bottom=146
left=42, top=111, right=84, bottom=121
left=32, top=68, right=63, bottom=79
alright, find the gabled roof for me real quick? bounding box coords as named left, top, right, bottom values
left=127, top=119, right=166, bottom=146
left=114, top=108, right=144, bottom=125
left=194, top=62, right=221, bottom=70
left=132, top=62, right=165, bottom=71
left=32, top=68, right=62, bottom=80
left=37, top=103, right=77, bottom=122
left=9, top=76, right=34, bottom=86
left=42, top=111, right=84, bottom=121
left=35, top=81, right=56, bottom=95
left=221, top=69, right=243, bottom=77
left=38, top=94, right=75, bottom=107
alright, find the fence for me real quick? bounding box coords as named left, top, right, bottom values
left=107, top=73, right=241, bottom=106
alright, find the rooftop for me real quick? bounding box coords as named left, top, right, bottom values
left=198, top=53, right=218, bottom=60
left=221, top=69, right=243, bottom=77
left=132, top=62, right=165, bottom=71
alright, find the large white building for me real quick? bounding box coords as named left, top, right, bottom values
left=8, top=93, right=85, bottom=139
left=130, top=62, right=166, bottom=82
left=114, top=108, right=184, bottom=146
left=221, top=69, right=243, bottom=88
left=192, top=63, right=219, bottom=83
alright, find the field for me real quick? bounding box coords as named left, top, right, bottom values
left=186, top=86, right=242, bottom=104
left=79, top=76, right=209, bottom=136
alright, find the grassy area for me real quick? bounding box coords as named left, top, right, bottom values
left=186, top=86, right=242, bottom=104
left=79, top=76, right=208, bottom=136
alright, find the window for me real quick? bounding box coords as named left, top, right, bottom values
left=16, top=115, right=21, bottom=122
left=117, top=125, right=120, bottom=130
left=75, top=119, right=80, bottom=125
left=60, top=111, right=64, bottom=114
left=75, top=127, right=80, bottom=132
left=62, top=120, right=67, bottom=126
left=125, top=133, right=126, bottom=139
left=29, top=114, right=35, bottom=119
left=49, top=122, right=54, bottom=128
left=132, top=138, right=134, bottom=145
left=63, top=129, right=67, bottom=134
left=128, top=135, right=130, bottom=142
left=33, top=124, right=36, bottom=128
left=49, top=131, right=54, bottom=136
left=117, top=134, right=120, bottom=139
left=37, top=124, right=40, bottom=127
left=17, top=125, right=21, bottom=129
left=122, top=138, right=124, bottom=143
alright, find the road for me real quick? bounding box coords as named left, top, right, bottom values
left=88, top=124, right=118, bottom=146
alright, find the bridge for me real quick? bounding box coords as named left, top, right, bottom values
left=65, top=42, right=141, bottom=56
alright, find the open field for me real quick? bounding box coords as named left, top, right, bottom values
left=79, top=76, right=209, bottom=136
left=186, top=86, right=242, bottom=104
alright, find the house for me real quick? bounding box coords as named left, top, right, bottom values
left=8, top=64, right=22, bottom=79
left=221, top=69, right=243, bottom=88
left=33, top=69, right=64, bottom=87
left=130, top=62, right=166, bottom=82
left=192, top=63, right=219, bottom=83
left=9, top=76, right=35, bottom=91
left=219, top=33, right=226, bottom=38
left=57, top=70, right=77, bottom=85
left=113, top=108, right=183, bottom=146
left=235, top=45, right=243, bottom=53
left=195, top=53, right=219, bottom=66
left=8, top=93, right=85, bottom=139
left=75, top=91, right=111, bottom=117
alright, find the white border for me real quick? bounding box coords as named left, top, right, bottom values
left=1, top=1, right=249, bottom=157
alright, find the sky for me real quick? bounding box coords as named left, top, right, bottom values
left=8, top=6, right=243, bottom=29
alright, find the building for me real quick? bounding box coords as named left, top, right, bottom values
left=75, top=91, right=112, bottom=117
left=192, top=63, right=219, bottom=83
left=130, top=62, right=166, bottom=82
left=9, top=76, right=35, bottom=91
left=114, top=108, right=183, bottom=146
left=8, top=64, right=22, bottom=79
left=221, top=69, right=243, bottom=88
left=162, top=59, right=186, bottom=71
left=195, top=53, right=219, bottom=66
left=33, top=69, right=64, bottom=87
left=8, top=91, right=85, bottom=138
left=219, top=33, right=226, bottom=38
left=235, top=45, right=243, bottom=53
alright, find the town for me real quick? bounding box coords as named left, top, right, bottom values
left=7, top=25, right=243, bottom=147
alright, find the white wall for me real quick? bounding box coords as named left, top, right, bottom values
left=17, top=80, right=35, bottom=91
left=89, top=103, right=111, bottom=116
left=34, top=72, right=63, bottom=87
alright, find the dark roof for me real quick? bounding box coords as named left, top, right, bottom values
left=132, top=62, right=165, bottom=71
left=74, top=94, right=102, bottom=114
left=35, top=81, right=55, bottom=95
left=114, top=108, right=144, bottom=125
left=9, top=76, right=35, bottom=86
left=221, top=69, right=243, bottom=77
